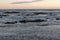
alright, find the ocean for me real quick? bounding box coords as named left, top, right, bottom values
left=0, top=9, right=60, bottom=40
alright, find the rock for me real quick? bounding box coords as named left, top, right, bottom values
left=0, top=15, right=8, bottom=18
left=40, top=24, right=49, bottom=26
left=34, top=12, right=47, bottom=15
left=4, top=21, right=17, bottom=24
left=19, top=19, right=47, bottom=23
left=26, top=14, right=30, bottom=16
left=56, top=18, right=60, bottom=20
left=0, top=15, right=8, bottom=16
left=4, top=11, right=20, bottom=14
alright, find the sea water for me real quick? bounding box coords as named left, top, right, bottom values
left=0, top=9, right=60, bottom=40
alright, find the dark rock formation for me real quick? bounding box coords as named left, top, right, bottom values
left=26, top=14, right=30, bottom=16
left=46, top=18, right=49, bottom=19
left=34, top=12, right=47, bottom=15
left=4, top=21, right=17, bottom=24
left=0, top=15, right=8, bottom=18
left=0, top=15, right=8, bottom=16
left=56, top=18, right=60, bottom=20
left=19, top=19, right=47, bottom=23
left=4, top=11, right=20, bottom=14
left=40, top=24, right=49, bottom=26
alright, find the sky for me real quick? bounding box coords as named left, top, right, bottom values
left=0, top=0, right=60, bottom=9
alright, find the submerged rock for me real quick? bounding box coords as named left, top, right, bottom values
left=0, top=15, right=8, bottom=16
left=40, top=24, right=49, bottom=26
left=19, top=19, right=47, bottom=23
left=4, top=11, right=20, bottom=14
left=4, top=21, right=17, bottom=24
left=56, top=18, right=60, bottom=20
left=34, top=12, right=47, bottom=15
left=0, top=14, right=8, bottom=18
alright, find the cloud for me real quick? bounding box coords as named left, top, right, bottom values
left=11, top=0, right=42, bottom=4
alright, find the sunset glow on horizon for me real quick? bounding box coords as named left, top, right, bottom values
left=0, top=0, right=60, bottom=9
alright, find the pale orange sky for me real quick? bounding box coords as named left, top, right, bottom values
left=0, top=0, right=60, bottom=9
